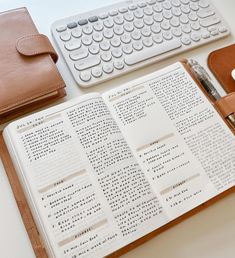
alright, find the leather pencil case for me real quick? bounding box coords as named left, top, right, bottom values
left=0, top=7, right=66, bottom=124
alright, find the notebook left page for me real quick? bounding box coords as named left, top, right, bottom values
left=3, top=93, right=168, bottom=258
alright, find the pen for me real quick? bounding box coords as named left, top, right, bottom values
left=187, top=59, right=235, bottom=128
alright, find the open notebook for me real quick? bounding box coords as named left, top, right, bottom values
left=1, top=62, right=235, bottom=258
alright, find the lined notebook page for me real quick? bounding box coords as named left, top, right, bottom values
left=4, top=93, right=167, bottom=258
left=103, top=62, right=235, bottom=219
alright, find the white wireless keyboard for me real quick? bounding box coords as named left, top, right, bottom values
left=51, top=0, right=230, bottom=87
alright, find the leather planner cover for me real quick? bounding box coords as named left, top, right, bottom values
left=208, top=44, right=235, bottom=93
left=0, top=7, right=66, bottom=124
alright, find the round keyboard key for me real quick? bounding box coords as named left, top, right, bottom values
left=119, top=7, right=128, bottom=13
left=141, top=27, right=151, bottom=37
left=211, top=29, right=219, bottom=36
left=153, top=34, right=163, bottom=43
left=172, top=0, right=181, bottom=7
left=138, top=2, right=147, bottom=8
left=180, top=14, right=189, bottom=24
left=121, top=34, right=131, bottom=44
left=101, top=52, right=112, bottom=62
left=79, top=71, right=91, bottom=82
left=122, top=44, right=133, bottom=54
left=170, top=17, right=180, bottom=27
left=153, top=4, right=162, bottom=13
left=190, top=3, right=199, bottom=11
left=103, top=63, right=114, bottom=73
left=103, top=29, right=114, bottom=39
left=163, top=1, right=172, bottom=10
left=124, top=22, right=134, bottom=32
left=60, top=31, right=71, bottom=41
left=163, top=31, right=173, bottom=40
left=71, top=28, right=82, bottom=38
left=92, top=67, right=103, bottom=77
left=201, top=31, right=210, bottom=39
left=181, top=5, right=190, bottom=14
left=172, top=27, right=182, bottom=37
left=109, top=10, right=118, bottom=16
left=114, top=60, right=125, bottom=70
left=111, top=37, right=121, bottom=47
left=82, top=24, right=93, bottom=34
left=172, top=7, right=182, bottom=16
left=161, top=20, right=170, bottom=30
left=93, top=32, right=103, bottom=42
left=133, top=41, right=143, bottom=51
left=153, top=13, right=163, bottom=22
left=89, top=44, right=100, bottom=54
left=151, top=24, right=161, bottom=34
left=65, top=40, right=81, bottom=51
left=112, top=48, right=123, bottom=58
left=67, top=22, right=77, bottom=29
left=143, top=7, right=153, bottom=16
left=188, top=12, right=198, bottom=21
left=113, top=25, right=124, bottom=35
left=163, top=10, right=172, bottom=19
left=81, top=35, right=92, bottom=45
left=128, top=4, right=137, bottom=11
left=191, top=21, right=200, bottom=31
left=114, top=15, right=124, bottom=25
left=181, top=35, right=191, bottom=45
left=124, top=12, right=134, bottom=22
left=191, top=32, right=201, bottom=41
left=218, top=26, right=228, bottom=33
left=131, top=30, right=142, bottom=40
left=199, top=0, right=209, bottom=8
left=67, top=22, right=78, bottom=29
left=134, top=20, right=144, bottom=29
left=144, top=16, right=154, bottom=26
left=56, top=25, right=67, bottom=32
left=103, top=18, right=114, bottom=28
left=182, top=24, right=191, bottom=33
left=99, top=13, right=108, bottom=19
left=70, top=48, right=88, bottom=60
left=143, top=37, right=153, bottom=47
left=93, top=21, right=103, bottom=31
left=134, top=9, right=144, bottom=19
left=100, top=40, right=110, bottom=51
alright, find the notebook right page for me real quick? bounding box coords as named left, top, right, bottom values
left=103, top=62, right=235, bottom=220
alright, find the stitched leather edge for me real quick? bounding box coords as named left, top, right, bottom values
left=16, top=34, right=58, bottom=62
left=0, top=7, right=66, bottom=113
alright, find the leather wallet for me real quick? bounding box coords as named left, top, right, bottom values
left=208, top=44, right=235, bottom=93
left=0, top=7, right=66, bottom=124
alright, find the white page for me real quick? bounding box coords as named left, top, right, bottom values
left=4, top=93, right=167, bottom=258
left=103, top=62, right=235, bottom=220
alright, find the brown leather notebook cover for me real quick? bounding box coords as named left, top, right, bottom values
left=0, top=7, right=66, bottom=124
left=0, top=61, right=234, bottom=258
left=208, top=44, right=235, bottom=93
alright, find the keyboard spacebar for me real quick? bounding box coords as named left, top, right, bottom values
left=125, top=39, right=182, bottom=65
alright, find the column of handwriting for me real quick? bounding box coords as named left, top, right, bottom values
left=66, top=98, right=165, bottom=242
left=19, top=112, right=116, bottom=258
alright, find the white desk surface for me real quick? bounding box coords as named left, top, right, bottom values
left=0, top=0, right=235, bottom=257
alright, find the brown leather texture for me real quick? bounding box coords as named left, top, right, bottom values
left=214, top=92, right=235, bottom=118
left=181, top=59, right=235, bottom=134
left=0, top=7, right=66, bottom=122
left=0, top=132, right=48, bottom=258
left=16, top=34, right=58, bottom=62
left=208, top=44, right=235, bottom=93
